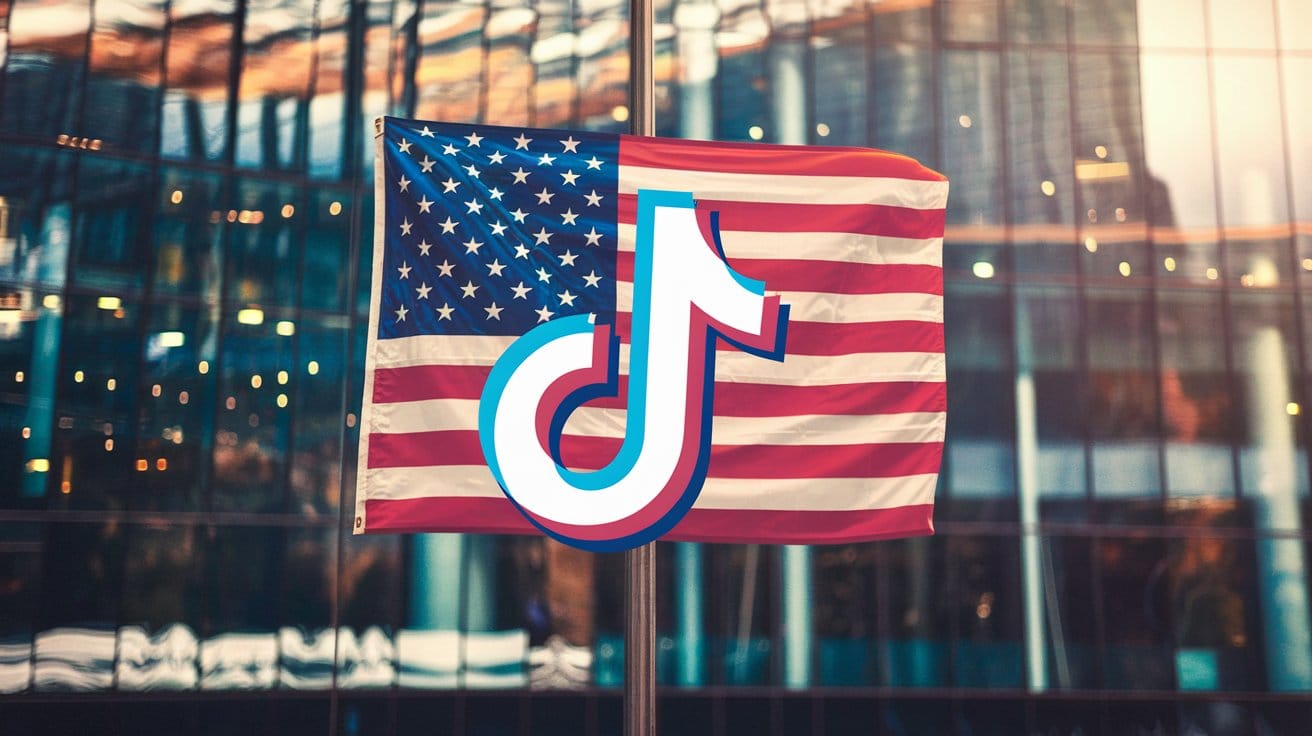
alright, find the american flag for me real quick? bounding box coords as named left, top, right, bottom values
left=356, top=116, right=948, bottom=544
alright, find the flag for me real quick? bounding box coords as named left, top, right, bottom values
left=356, top=116, right=948, bottom=544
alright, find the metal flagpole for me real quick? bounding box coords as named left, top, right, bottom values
left=624, top=0, right=656, bottom=732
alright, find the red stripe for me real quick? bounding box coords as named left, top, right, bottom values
left=613, top=314, right=944, bottom=355
left=368, top=430, right=942, bottom=479
left=618, top=135, right=947, bottom=183
left=363, top=496, right=935, bottom=544
left=372, top=365, right=946, bottom=416
left=617, top=194, right=945, bottom=240
left=615, top=252, right=942, bottom=296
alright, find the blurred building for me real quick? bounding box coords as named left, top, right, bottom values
left=2, top=0, right=1312, bottom=733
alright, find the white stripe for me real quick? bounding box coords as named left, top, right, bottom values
left=373, top=399, right=946, bottom=445
left=364, top=466, right=939, bottom=512
left=620, top=165, right=950, bottom=210
left=614, top=283, right=942, bottom=324
left=616, top=225, right=942, bottom=266
left=375, top=334, right=515, bottom=368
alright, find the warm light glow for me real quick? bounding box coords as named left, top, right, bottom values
left=1083, top=236, right=1098, bottom=253
left=815, top=123, right=830, bottom=137
left=307, top=361, right=320, bottom=376
left=251, top=374, right=262, bottom=389
left=1206, top=267, right=1219, bottom=280
left=1287, top=402, right=1301, bottom=416
left=1164, top=256, right=1177, bottom=272
left=21, top=427, right=30, bottom=439
left=198, top=361, right=209, bottom=374
left=1118, top=261, right=1132, bottom=277
left=104, top=438, right=114, bottom=451
left=151, top=384, right=161, bottom=397
left=26, top=459, right=49, bottom=473
left=277, top=370, right=289, bottom=385
left=42, top=294, right=61, bottom=310
left=1075, top=160, right=1131, bottom=181
left=158, top=331, right=185, bottom=348
left=136, top=459, right=148, bottom=472
left=346, top=413, right=357, bottom=427
left=1115, top=207, right=1127, bottom=222
left=156, top=458, right=168, bottom=471
left=1303, top=258, right=1312, bottom=271
left=225, top=396, right=236, bottom=410
left=277, top=393, right=289, bottom=408
left=16, top=371, right=24, bottom=383
left=748, top=126, right=764, bottom=140
left=97, top=296, right=122, bottom=310
left=237, top=308, right=265, bottom=325
left=1094, top=145, right=1108, bottom=159
left=611, top=105, right=630, bottom=122
left=106, top=378, right=116, bottom=391
left=276, top=320, right=295, bottom=336
left=1040, top=180, right=1056, bottom=196
left=179, top=390, right=189, bottom=405
left=959, top=115, right=972, bottom=128
left=60, top=481, right=71, bottom=495
left=73, top=370, right=84, bottom=383
left=281, top=204, right=295, bottom=218
left=226, top=210, right=238, bottom=223
left=1240, top=273, right=1255, bottom=287
left=329, top=201, right=343, bottom=216
left=972, top=261, right=995, bottom=279
left=170, top=190, right=183, bottom=204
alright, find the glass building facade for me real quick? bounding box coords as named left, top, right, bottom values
left=2, top=0, right=1312, bottom=732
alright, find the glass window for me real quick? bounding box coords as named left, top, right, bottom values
left=940, top=0, right=997, bottom=43
left=1004, top=0, right=1067, bottom=45
left=1283, top=56, right=1312, bottom=223
left=940, top=49, right=1001, bottom=227
left=0, top=522, right=42, bottom=694
left=950, top=535, right=1023, bottom=688
left=1207, top=0, right=1277, bottom=50
left=873, top=44, right=934, bottom=175
left=152, top=168, right=225, bottom=300
left=484, top=4, right=537, bottom=128
left=235, top=0, right=316, bottom=171
left=1, top=0, right=90, bottom=139
left=85, top=0, right=167, bottom=154
left=1007, top=50, right=1074, bottom=229
left=224, top=178, right=302, bottom=309
left=1016, top=287, right=1086, bottom=499
left=1086, top=288, right=1161, bottom=496
left=880, top=537, right=949, bottom=686
left=1098, top=535, right=1175, bottom=689
left=574, top=0, right=629, bottom=133
left=308, top=0, right=350, bottom=180
left=944, top=283, right=1015, bottom=498
left=288, top=315, right=348, bottom=516
left=1136, top=0, right=1207, bottom=48
left=0, top=149, right=78, bottom=289
left=159, top=0, right=236, bottom=162
left=1231, top=293, right=1307, bottom=499
left=1277, top=0, right=1312, bottom=51
left=1139, top=52, right=1217, bottom=231
left=704, top=545, right=775, bottom=685
left=1038, top=536, right=1100, bottom=688
left=814, top=543, right=877, bottom=686
left=811, top=27, right=867, bottom=147
left=1159, top=290, right=1236, bottom=497
left=1212, top=56, right=1290, bottom=230
left=69, top=156, right=154, bottom=294
left=414, top=1, right=489, bottom=124
left=1071, top=0, right=1137, bottom=47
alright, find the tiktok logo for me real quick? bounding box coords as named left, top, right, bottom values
left=478, top=190, right=789, bottom=550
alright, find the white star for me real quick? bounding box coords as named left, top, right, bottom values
left=419, top=156, right=435, bottom=173
left=460, top=281, right=479, bottom=299
left=397, top=138, right=412, bottom=154
left=511, top=168, right=530, bottom=184
left=583, top=270, right=602, bottom=288
left=559, top=250, right=578, bottom=267
left=513, top=243, right=531, bottom=259
left=585, top=156, right=603, bottom=170
left=558, top=290, right=577, bottom=306
left=511, top=282, right=531, bottom=299
left=561, top=170, right=580, bottom=186
left=419, top=126, right=435, bottom=138
left=535, top=305, right=554, bottom=322
left=510, top=208, right=528, bottom=223
left=400, top=218, right=413, bottom=236
left=441, top=178, right=460, bottom=193
left=488, top=151, right=506, bottom=164
left=415, top=282, right=432, bottom=299
left=535, top=267, right=553, bottom=283
left=397, top=262, right=412, bottom=279
left=533, top=228, right=553, bottom=245
left=437, top=260, right=455, bottom=277
left=560, top=136, right=580, bottom=153
left=463, top=238, right=484, bottom=254
left=397, top=175, right=411, bottom=192
left=436, top=302, right=454, bottom=320
left=535, top=188, right=555, bottom=205
left=417, top=239, right=433, bottom=256
left=465, top=131, right=484, bottom=147
left=394, top=304, right=409, bottom=322
left=486, top=259, right=506, bottom=277
left=416, top=195, right=434, bottom=213
left=484, top=302, right=503, bottom=320
left=560, top=209, right=578, bottom=225
left=490, top=221, right=508, bottom=236
left=584, top=227, right=602, bottom=246
left=488, top=187, right=504, bottom=201
left=584, top=190, right=603, bottom=207
left=538, top=152, right=556, bottom=166
left=442, top=143, right=459, bottom=156
left=464, top=199, right=484, bottom=214
left=463, top=164, right=481, bottom=179
left=514, top=133, right=533, bottom=150
left=438, top=217, right=458, bottom=234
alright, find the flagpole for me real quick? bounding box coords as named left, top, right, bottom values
left=624, top=0, right=656, bottom=732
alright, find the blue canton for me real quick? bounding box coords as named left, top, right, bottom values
left=379, top=117, right=619, bottom=338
